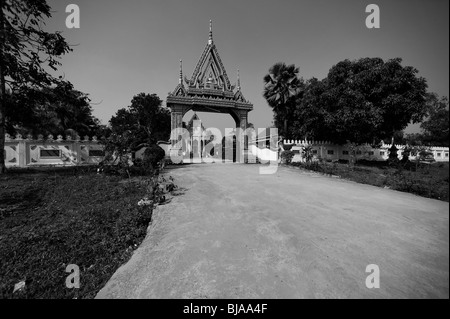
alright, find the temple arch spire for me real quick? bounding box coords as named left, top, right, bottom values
left=237, top=69, right=241, bottom=91
left=209, top=20, right=213, bottom=45
left=179, top=59, right=183, bottom=84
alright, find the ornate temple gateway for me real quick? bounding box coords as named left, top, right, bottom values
left=166, top=21, right=253, bottom=151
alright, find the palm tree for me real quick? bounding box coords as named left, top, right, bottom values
left=263, top=63, right=303, bottom=138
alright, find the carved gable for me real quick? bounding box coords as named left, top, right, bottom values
left=167, top=21, right=253, bottom=112
left=234, top=90, right=247, bottom=103
left=188, top=43, right=232, bottom=91
left=172, top=83, right=187, bottom=97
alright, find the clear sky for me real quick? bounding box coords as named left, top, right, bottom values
left=45, top=0, right=449, bottom=135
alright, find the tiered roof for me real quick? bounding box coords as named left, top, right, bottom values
left=167, top=21, right=253, bottom=110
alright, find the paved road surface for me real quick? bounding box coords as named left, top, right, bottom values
left=96, top=164, right=449, bottom=299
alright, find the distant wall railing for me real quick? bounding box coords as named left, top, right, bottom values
left=7, top=134, right=447, bottom=168
left=282, top=140, right=450, bottom=163
left=4, top=134, right=106, bottom=168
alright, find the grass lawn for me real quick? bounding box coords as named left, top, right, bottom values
left=289, top=161, right=449, bottom=202
left=0, top=167, right=164, bottom=299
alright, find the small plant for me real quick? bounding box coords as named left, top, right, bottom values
left=401, top=145, right=413, bottom=163
left=302, top=145, right=314, bottom=166
left=143, top=145, right=166, bottom=170
left=281, top=150, right=295, bottom=164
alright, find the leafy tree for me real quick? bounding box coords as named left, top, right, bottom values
left=403, top=93, right=449, bottom=147
left=109, top=93, right=170, bottom=149
left=420, top=93, right=449, bottom=146
left=104, top=93, right=170, bottom=170
left=293, top=58, right=428, bottom=145
left=0, top=0, right=72, bottom=173
left=263, top=63, right=304, bottom=139
left=5, top=80, right=100, bottom=137
left=291, top=77, right=329, bottom=140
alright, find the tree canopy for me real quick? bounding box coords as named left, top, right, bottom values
left=420, top=93, right=449, bottom=146
left=108, top=93, right=171, bottom=151
left=5, top=80, right=101, bottom=137
left=0, top=0, right=73, bottom=173
left=290, top=58, right=429, bottom=144
left=404, top=93, right=449, bottom=147
left=263, top=62, right=304, bottom=139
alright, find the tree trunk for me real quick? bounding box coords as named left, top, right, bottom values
left=0, top=0, right=6, bottom=174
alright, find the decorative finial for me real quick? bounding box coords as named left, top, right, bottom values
left=209, top=20, right=213, bottom=44
left=237, top=69, right=241, bottom=91
left=179, top=59, right=183, bottom=84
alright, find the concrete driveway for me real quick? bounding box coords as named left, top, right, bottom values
left=96, top=164, right=449, bottom=299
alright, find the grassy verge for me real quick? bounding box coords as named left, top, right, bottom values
left=0, top=167, right=171, bottom=299
left=288, top=161, right=449, bottom=202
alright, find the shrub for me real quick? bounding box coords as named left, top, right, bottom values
left=302, top=145, right=314, bottom=165
left=143, top=145, right=166, bottom=168
left=281, top=150, right=295, bottom=164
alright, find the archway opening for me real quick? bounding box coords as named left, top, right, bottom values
left=181, top=110, right=239, bottom=162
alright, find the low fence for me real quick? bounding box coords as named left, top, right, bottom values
left=4, top=134, right=448, bottom=168
left=4, top=134, right=105, bottom=168
left=283, top=140, right=449, bottom=163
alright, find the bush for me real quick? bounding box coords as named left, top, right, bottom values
left=99, top=144, right=166, bottom=178
left=301, top=145, right=314, bottom=165
left=143, top=145, right=166, bottom=168
left=281, top=150, right=295, bottom=164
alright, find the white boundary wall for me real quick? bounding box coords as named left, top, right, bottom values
left=7, top=134, right=446, bottom=168
left=282, top=140, right=449, bottom=163
left=3, top=133, right=105, bottom=168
